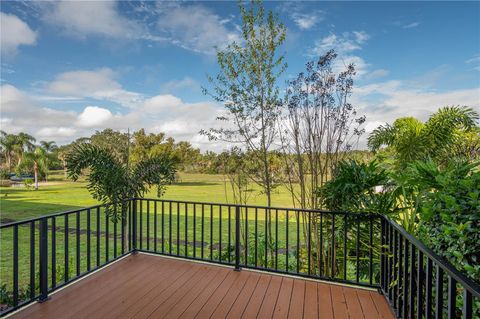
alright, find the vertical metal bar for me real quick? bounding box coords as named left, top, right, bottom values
left=380, top=218, right=385, bottom=290
left=146, top=200, right=150, bottom=251
left=96, top=207, right=100, bottom=265
left=201, top=204, right=204, bottom=259
left=176, top=202, right=180, bottom=256
left=235, top=206, right=241, bottom=271
left=331, top=213, right=335, bottom=278
left=169, top=201, right=172, bottom=255
left=275, top=209, right=278, bottom=270
left=114, top=208, right=118, bottom=258
left=228, top=206, right=231, bottom=263
left=39, top=218, right=48, bottom=301
left=121, top=205, right=125, bottom=254
left=128, top=200, right=132, bottom=252
left=343, top=215, right=348, bottom=280
left=185, top=203, right=188, bottom=256
left=210, top=204, right=213, bottom=260
left=388, top=224, right=393, bottom=300
left=193, top=204, right=197, bottom=258
left=393, top=229, right=398, bottom=310
left=398, top=232, right=403, bottom=318
left=139, top=200, right=143, bottom=250
left=87, top=209, right=91, bottom=271
left=51, top=217, right=56, bottom=288
left=245, top=207, right=248, bottom=265
left=64, top=214, right=69, bottom=282
left=417, top=250, right=424, bottom=319
left=105, top=210, right=109, bottom=262
left=403, top=237, right=409, bottom=318
left=265, top=208, right=268, bottom=268
left=76, top=212, right=80, bottom=275
left=162, top=201, right=165, bottom=253
left=462, top=290, right=472, bottom=319
left=13, top=225, right=18, bottom=306
left=410, top=243, right=416, bottom=319
left=255, top=207, right=258, bottom=268
left=319, top=214, right=323, bottom=276
left=30, top=221, right=35, bottom=299
left=307, top=211, right=311, bottom=275
left=296, top=211, right=300, bottom=274
left=356, top=216, right=360, bottom=283
left=286, top=210, right=289, bottom=272
left=369, top=217, right=373, bottom=286
left=154, top=201, right=158, bottom=252
left=447, top=276, right=456, bottom=319
left=425, top=258, right=433, bottom=319
left=435, top=266, right=444, bottom=319
left=219, top=205, right=222, bottom=262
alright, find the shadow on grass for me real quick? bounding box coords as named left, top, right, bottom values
left=0, top=200, right=86, bottom=224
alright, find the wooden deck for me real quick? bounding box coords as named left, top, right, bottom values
left=11, top=254, right=394, bottom=319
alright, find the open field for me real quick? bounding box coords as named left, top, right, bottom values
left=0, top=171, right=294, bottom=222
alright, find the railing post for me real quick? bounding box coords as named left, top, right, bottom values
left=39, top=218, right=49, bottom=302
left=235, top=206, right=241, bottom=271
left=132, top=199, right=138, bottom=253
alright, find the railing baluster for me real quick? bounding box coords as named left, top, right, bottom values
left=245, top=207, right=248, bottom=266
left=105, top=210, right=109, bottom=262
left=193, top=204, right=197, bottom=259
left=210, top=204, right=213, bottom=260
left=319, top=214, right=323, bottom=276
left=114, top=207, right=118, bottom=258
left=398, top=231, right=403, bottom=317
left=65, top=214, right=69, bottom=282
left=435, top=266, right=444, bottom=319
left=417, top=250, right=424, bottom=319
left=87, top=209, right=91, bottom=271
left=219, top=205, right=222, bottom=262
left=296, top=211, right=300, bottom=274
left=147, top=200, right=150, bottom=251
left=307, top=211, right=311, bottom=275
left=331, top=213, right=335, bottom=278
left=169, top=201, right=172, bottom=255
left=265, top=208, right=268, bottom=269
left=462, top=289, right=472, bottom=319
left=121, top=204, right=125, bottom=254
left=30, top=221, right=35, bottom=299
left=425, top=258, right=433, bottom=319
left=176, top=202, right=180, bottom=256
left=447, top=276, right=456, bottom=319
left=52, top=217, right=56, bottom=288
left=39, top=218, right=48, bottom=301
left=286, top=210, right=289, bottom=272
left=275, top=208, right=278, bottom=270
left=393, top=229, right=398, bottom=310
left=96, top=207, right=100, bottom=266
left=410, top=243, right=416, bottom=319
left=185, top=203, right=188, bottom=257
left=343, top=215, right=348, bottom=280
left=76, top=211, right=80, bottom=275
left=356, top=216, right=360, bottom=283
left=403, top=237, right=409, bottom=318
left=228, top=206, right=231, bottom=263
left=154, top=201, right=158, bottom=252
left=369, top=217, right=373, bottom=286
left=201, top=204, right=204, bottom=259
left=162, top=201, right=165, bottom=253
left=235, top=206, right=240, bottom=271
left=140, top=200, right=143, bottom=250
left=255, top=207, right=258, bottom=268
left=13, top=225, right=18, bottom=307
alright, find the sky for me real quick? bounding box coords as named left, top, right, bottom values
left=1, top=1, right=479, bottom=152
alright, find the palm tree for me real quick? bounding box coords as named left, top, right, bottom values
left=20, top=147, right=47, bottom=190
left=66, top=144, right=176, bottom=218
left=368, top=106, right=479, bottom=168
left=40, top=140, right=58, bottom=182
left=15, top=133, right=36, bottom=168
left=0, top=132, right=18, bottom=170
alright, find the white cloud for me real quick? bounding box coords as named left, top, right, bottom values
left=162, top=77, right=199, bottom=93
left=46, top=68, right=142, bottom=108
left=403, top=22, right=420, bottom=29
left=76, top=106, right=113, bottom=128
left=466, top=54, right=480, bottom=71
left=142, top=94, right=183, bottom=112
left=365, top=69, right=389, bottom=80
left=0, top=12, right=37, bottom=56
left=41, top=1, right=142, bottom=39
left=291, top=12, right=322, bottom=30
left=156, top=4, right=240, bottom=54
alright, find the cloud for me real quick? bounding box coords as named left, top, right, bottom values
left=0, top=12, right=37, bottom=56
left=162, top=77, right=200, bottom=93
left=40, top=1, right=143, bottom=39
left=46, top=68, right=142, bottom=108
left=156, top=4, right=240, bottom=54
left=466, top=54, right=480, bottom=71
left=365, top=69, right=389, bottom=80
left=291, top=12, right=323, bottom=30
left=76, top=106, right=113, bottom=128
left=403, top=22, right=420, bottom=29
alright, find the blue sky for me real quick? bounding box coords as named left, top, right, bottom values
left=1, top=1, right=479, bottom=151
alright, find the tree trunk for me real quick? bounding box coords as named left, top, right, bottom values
left=34, top=162, right=38, bottom=190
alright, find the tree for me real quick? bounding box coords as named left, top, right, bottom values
left=66, top=144, right=177, bottom=217
left=281, top=50, right=365, bottom=210
left=40, top=140, right=58, bottom=182
left=19, top=147, right=47, bottom=190
left=90, top=129, right=129, bottom=164
left=0, top=131, right=17, bottom=170
left=202, top=0, right=287, bottom=207
left=15, top=133, right=36, bottom=168
left=368, top=106, right=479, bottom=168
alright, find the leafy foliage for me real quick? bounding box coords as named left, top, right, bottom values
left=66, top=143, right=176, bottom=217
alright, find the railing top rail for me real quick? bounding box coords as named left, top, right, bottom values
left=0, top=199, right=134, bottom=229
left=137, top=197, right=382, bottom=218
left=383, top=215, right=480, bottom=298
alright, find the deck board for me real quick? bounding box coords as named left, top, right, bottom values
left=11, top=254, right=395, bottom=319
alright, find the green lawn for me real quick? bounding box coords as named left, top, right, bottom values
left=0, top=171, right=294, bottom=222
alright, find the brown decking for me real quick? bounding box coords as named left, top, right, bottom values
left=11, top=254, right=394, bottom=319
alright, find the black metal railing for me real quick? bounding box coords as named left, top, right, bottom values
left=1, top=198, right=479, bottom=318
